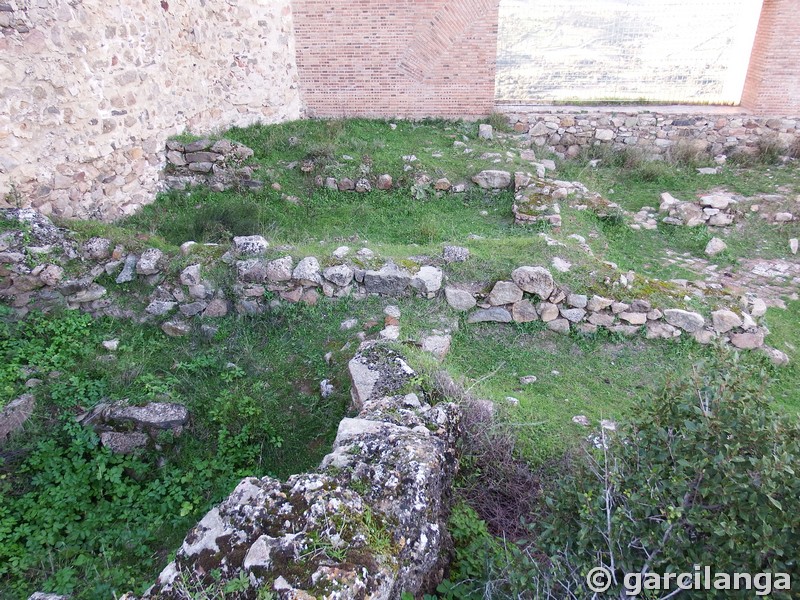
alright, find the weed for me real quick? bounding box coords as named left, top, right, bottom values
left=485, top=112, right=513, bottom=134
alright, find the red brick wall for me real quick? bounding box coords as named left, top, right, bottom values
left=291, top=0, right=499, bottom=119
left=741, top=0, right=800, bottom=115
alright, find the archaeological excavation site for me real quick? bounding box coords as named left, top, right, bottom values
left=1, top=1, right=800, bottom=598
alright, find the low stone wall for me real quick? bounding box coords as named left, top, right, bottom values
left=498, top=106, right=800, bottom=159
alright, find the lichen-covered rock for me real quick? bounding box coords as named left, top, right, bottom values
left=323, top=264, right=355, bottom=287
left=292, top=256, right=323, bottom=286
left=142, top=343, right=459, bottom=600
left=136, top=248, right=164, bottom=275
left=232, top=235, right=269, bottom=256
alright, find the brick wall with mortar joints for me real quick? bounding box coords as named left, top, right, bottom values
left=291, top=0, right=499, bottom=119
left=740, top=0, right=800, bottom=115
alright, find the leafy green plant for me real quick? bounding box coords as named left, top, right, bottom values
left=523, top=359, right=800, bottom=598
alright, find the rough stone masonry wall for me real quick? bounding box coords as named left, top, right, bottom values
left=500, top=107, right=799, bottom=159
left=291, top=0, right=499, bottom=119
left=0, top=0, right=301, bottom=221
left=741, top=0, right=800, bottom=115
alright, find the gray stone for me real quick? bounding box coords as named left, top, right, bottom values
left=611, top=302, right=629, bottom=314
left=444, top=287, right=476, bottom=311
left=560, top=307, right=586, bottom=323
left=323, top=264, right=355, bottom=287
left=588, top=312, right=615, bottom=327
left=693, top=330, right=716, bottom=345
left=232, top=235, right=269, bottom=256
left=618, top=311, right=647, bottom=325
left=266, top=256, right=293, bottom=282
left=411, top=266, right=443, bottom=297
left=236, top=259, right=266, bottom=283
left=567, top=294, right=588, bottom=308
left=83, top=237, right=112, bottom=260
left=705, top=237, right=727, bottom=256
left=775, top=212, right=794, bottom=222
left=478, top=124, right=493, bottom=139
left=708, top=213, right=734, bottom=227
left=106, top=402, right=189, bottom=432
left=711, top=309, right=743, bottom=333
left=180, top=264, right=202, bottom=286
left=115, top=254, right=138, bottom=283
left=511, top=299, right=538, bottom=322
left=179, top=302, right=206, bottom=317
left=467, top=307, right=512, bottom=323
left=511, top=266, right=554, bottom=299
left=646, top=321, right=679, bottom=339
left=750, top=298, right=767, bottom=318
left=68, top=283, right=106, bottom=303
left=547, top=318, right=571, bottom=333
left=442, top=245, right=470, bottom=263
left=161, top=320, right=191, bottom=337
left=664, top=309, right=705, bottom=333
left=488, top=281, right=523, bottom=305
left=629, top=299, right=651, bottom=313
left=363, top=263, right=411, bottom=295
left=761, top=346, right=790, bottom=366
left=293, top=256, right=323, bottom=286
left=609, top=324, right=639, bottom=336
left=790, top=238, right=798, bottom=255
left=472, top=170, right=511, bottom=189
left=100, top=431, right=149, bottom=454
left=421, top=334, right=451, bottom=360
left=730, top=331, right=765, bottom=349
left=587, top=295, right=614, bottom=312
left=0, top=393, right=35, bottom=443
left=202, top=299, right=228, bottom=317
left=146, top=300, right=177, bottom=316
left=136, top=248, right=164, bottom=275
left=699, top=194, right=731, bottom=210
left=537, top=301, right=559, bottom=322
left=332, top=246, right=350, bottom=259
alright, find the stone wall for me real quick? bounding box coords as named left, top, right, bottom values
left=0, top=0, right=301, bottom=220
left=291, top=0, right=499, bottom=119
left=499, top=106, right=800, bottom=159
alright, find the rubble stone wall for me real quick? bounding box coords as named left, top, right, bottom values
left=500, top=107, right=800, bottom=159
left=0, top=0, right=301, bottom=221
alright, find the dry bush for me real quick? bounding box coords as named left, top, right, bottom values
left=787, top=136, right=800, bottom=159
left=432, top=370, right=541, bottom=540
left=667, top=139, right=709, bottom=167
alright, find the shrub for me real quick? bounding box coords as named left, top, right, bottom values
left=525, top=358, right=800, bottom=598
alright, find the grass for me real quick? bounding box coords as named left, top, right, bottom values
left=3, top=117, right=800, bottom=597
